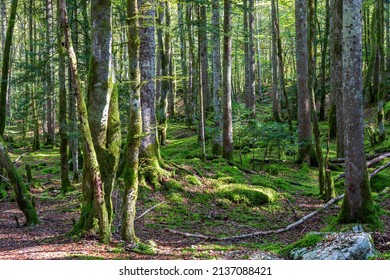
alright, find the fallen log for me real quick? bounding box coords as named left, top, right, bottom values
left=166, top=194, right=344, bottom=241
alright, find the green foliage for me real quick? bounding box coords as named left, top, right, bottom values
left=162, top=179, right=184, bottom=193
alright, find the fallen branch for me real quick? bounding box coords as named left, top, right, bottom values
left=166, top=194, right=344, bottom=241
left=337, top=160, right=390, bottom=181
left=0, top=174, right=10, bottom=183
left=369, top=162, right=390, bottom=179
left=13, top=153, right=27, bottom=165
left=135, top=202, right=165, bottom=221
left=329, top=152, right=390, bottom=164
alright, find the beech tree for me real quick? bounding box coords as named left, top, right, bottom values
left=339, top=0, right=377, bottom=223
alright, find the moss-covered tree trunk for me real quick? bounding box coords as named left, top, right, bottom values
left=0, top=0, right=18, bottom=137
left=222, top=0, right=233, bottom=161
left=139, top=0, right=164, bottom=187
left=57, top=5, right=71, bottom=193
left=211, top=0, right=223, bottom=156
left=59, top=0, right=111, bottom=244
left=157, top=0, right=170, bottom=146
left=339, top=0, right=377, bottom=224
left=0, top=136, right=39, bottom=226
left=121, top=0, right=142, bottom=244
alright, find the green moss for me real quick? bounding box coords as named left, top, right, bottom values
left=186, top=175, right=202, bottom=186
left=251, top=175, right=274, bottom=189
left=217, top=184, right=278, bottom=206
left=168, top=192, right=184, bottom=203
left=163, top=179, right=184, bottom=192
left=280, top=233, right=323, bottom=257
left=216, top=165, right=247, bottom=184
left=63, top=255, right=105, bottom=260
left=374, top=139, right=390, bottom=153
left=370, top=173, right=390, bottom=192
left=131, top=242, right=157, bottom=255
left=264, top=164, right=279, bottom=176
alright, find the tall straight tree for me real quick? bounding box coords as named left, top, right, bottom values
left=0, top=0, right=18, bottom=137
left=295, top=0, right=315, bottom=165
left=199, top=1, right=210, bottom=113
left=271, top=0, right=281, bottom=122
left=211, top=0, right=223, bottom=155
left=339, top=0, right=377, bottom=223
left=45, top=0, right=55, bottom=146
left=247, top=0, right=256, bottom=117
left=121, top=0, right=142, bottom=243
left=329, top=0, right=344, bottom=157
left=57, top=2, right=71, bottom=192
left=222, top=0, right=233, bottom=161
left=139, top=0, right=164, bottom=185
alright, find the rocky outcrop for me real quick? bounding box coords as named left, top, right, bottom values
left=290, top=225, right=376, bottom=260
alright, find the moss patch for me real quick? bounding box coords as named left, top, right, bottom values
left=216, top=184, right=278, bottom=206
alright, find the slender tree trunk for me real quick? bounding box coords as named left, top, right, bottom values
left=271, top=0, right=280, bottom=122
left=45, top=0, right=55, bottom=146
left=0, top=0, right=18, bottom=137
left=199, top=3, right=210, bottom=115
left=186, top=4, right=196, bottom=126
left=339, top=0, right=377, bottom=224
left=211, top=0, right=223, bottom=156
left=319, top=0, right=330, bottom=121
left=157, top=0, right=170, bottom=145
left=273, top=0, right=293, bottom=134
left=178, top=3, right=191, bottom=127
left=295, top=0, right=315, bottom=165
left=329, top=0, right=344, bottom=157
left=121, top=0, right=142, bottom=244
left=255, top=1, right=263, bottom=99
left=57, top=4, right=71, bottom=192
left=376, top=0, right=385, bottom=142
left=222, top=0, right=233, bottom=161
left=197, top=4, right=206, bottom=161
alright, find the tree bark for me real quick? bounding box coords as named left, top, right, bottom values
left=339, top=0, right=377, bottom=224
left=211, top=0, right=223, bottom=156
left=295, top=0, right=315, bottom=165
left=222, top=0, right=233, bottom=161
left=121, top=0, right=142, bottom=244
left=0, top=0, right=18, bottom=137
left=59, top=0, right=111, bottom=244
left=0, top=136, right=39, bottom=226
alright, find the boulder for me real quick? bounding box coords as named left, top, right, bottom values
left=290, top=225, right=376, bottom=260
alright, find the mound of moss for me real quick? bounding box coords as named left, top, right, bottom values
left=216, top=184, right=278, bottom=206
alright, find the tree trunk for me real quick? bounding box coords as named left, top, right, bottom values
left=222, top=0, right=233, bottom=161
left=319, top=0, right=330, bottom=121
left=57, top=4, right=71, bottom=192
left=139, top=0, right=163, bottom=186
left=45, top=0, right=55, bottom=146
left=339, top=0, right=377, bottom=224
left=0, top=0, right=18, bottom=137
left=211, top=0, right=223, bottom=156
left=0, top=136, right=39, bottom=226
left=121, top=0, right=142, bottom=244
left=330, top=0, right=344, bottom=157
left=295, top=0, right=315, bottom=165
left=59, top=0, right=111, bottom=244
left=271, top=0, right=281, bottom=122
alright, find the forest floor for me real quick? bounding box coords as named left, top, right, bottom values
left=1, top=122, right=390, bottom=260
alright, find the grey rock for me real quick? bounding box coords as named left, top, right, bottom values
left=290, top=227, right=376, bottom=260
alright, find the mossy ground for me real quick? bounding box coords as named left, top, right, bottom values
left=1, top=108, right=390, bottom=259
